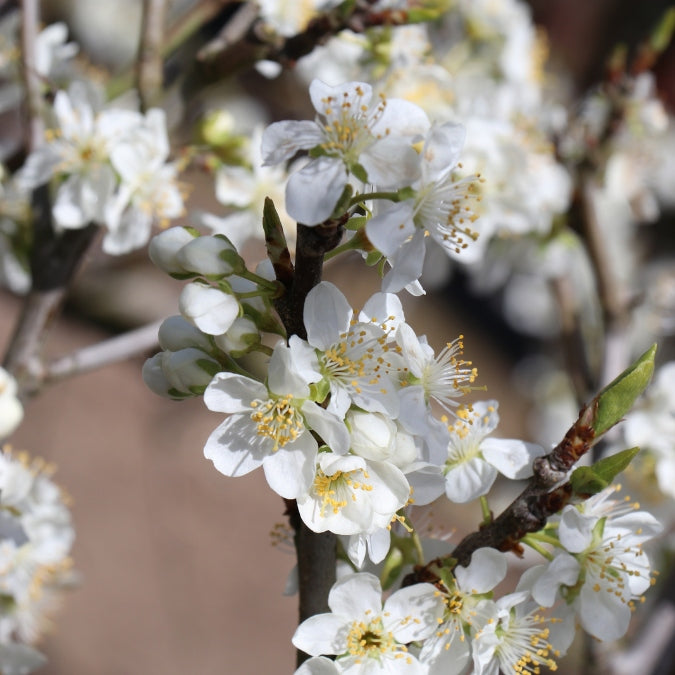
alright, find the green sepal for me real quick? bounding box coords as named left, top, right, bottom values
left=167, top=387, right=194, bottom=400
left=365, top=249, right=383, bottom=266
left=592, top=344, right=656, bottom=435
left=168, top=271, right=198, bottom=281
left=344, top=215, right=367, bottom=231
left=308, top=146, right=329, bottom=159
left=436, top=561, right=458, bottom=594
left=309, top=378, right=331, bottom=405
left=396, top=186, right=416, bottom=201
left=351, top=163, right=369, bottom=184
left=570, top=447, right=640, bottom=496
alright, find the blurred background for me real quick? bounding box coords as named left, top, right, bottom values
left=1, top=0, right=674, bottom=673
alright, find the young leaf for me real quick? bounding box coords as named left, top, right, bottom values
left=570, top=447, right=640, bottom=496
left=592, top=344, right=656, bottom=435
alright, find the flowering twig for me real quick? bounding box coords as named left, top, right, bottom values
left=137, top=0, right=169, bottom=111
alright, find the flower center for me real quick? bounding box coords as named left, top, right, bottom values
left=313, top=467, right=373, bottom=517
left=346, top=616, right=397, bottom=659
left=249, top=395, right=303, bottom=450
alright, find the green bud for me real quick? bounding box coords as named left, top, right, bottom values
left=592, top=344, right=656, bottom=436
left=570, top=447, right=640, bottom=497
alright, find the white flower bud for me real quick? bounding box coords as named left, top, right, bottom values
left=347, top=410, right=397, bottom=461
left=213, top=317, right=260, bottom=356
left=161, top=348, right=220, bottom=394
left=142, top=353, right=180, bottom=399
left=176, top=235, right=243, bottom=277
left=148, top=227, right=195, bottom=274
left=179, top=282, right=239, bottom=335
left=0, top=367, right=23, bottom=438
left=158, top=315, right=212, bottom=352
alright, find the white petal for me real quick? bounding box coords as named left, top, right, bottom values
left=204, top=372, right=266, bottom=413
left=558, top=506, right=594, bottom=553
left=328, top=572, right=382, bottom=618
left=268, top=342, right=312, bottom=397
left=455, top=548, right=507, bottom=594
left=361, top=137, right=421, bottom=188
left=292, top=614, right=348, bottom=656
left=381, top=231, right=427, bottom=293
left=481, top=438, right=547, bottom=479
left=305, top=282, right=352, bottom=350
left=444, top=458, right=497, bottom=503
left=261, top=120, right=323, bottom=164
left=286, top=157, right=347, bottom=225
left=421, top=123, right=466, bottom=182
left=531, top=554, right=580, bottom=607
left=365, top=201, right=415, bottom=257
left=179, top=283, right=240, bottom=335
left=384, top=583, right=444, bottom=642
left=203, top=415, right=267, bottom=476
left=301, top=401, right=350, bottom=454
left=578, top=587, right=631, bottom=641
left=263, top=432, right=317, bottom=499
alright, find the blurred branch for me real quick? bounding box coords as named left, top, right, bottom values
left=194, top=1, right=412, bottom=80
left=46, top=320, right=163, bottom=383
left=551, top=274, right=594, bottom=405
left=137, top=0, right=169, bottom=111
left=19, top=0, right=43, bottom=151
left=2, top=186, right=98, bottom=399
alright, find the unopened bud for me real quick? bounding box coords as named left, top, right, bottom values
left=149, top=227, right=195, bottom=274
left=179, top=282, right=240, bottom=335
left=176, top=235, right=244, bottom=277
left=213, top=317, right=260, bottom=357
left=158, top=315, right=212, bottom=352
left=162, top=348, right=221, bottom=394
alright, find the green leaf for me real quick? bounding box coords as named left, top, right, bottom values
left=570, top=447, right=640, bottom=496
left=592, top=344, right=656, bottom=435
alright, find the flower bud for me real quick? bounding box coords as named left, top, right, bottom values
left=213, top=317, right=260, bottom=357
left=162, top=348, right=220, bottom=394
left=347, top=410, right=397, bottom=461
left=142, top=353, right=185, bottom=399
left=148, top=227, right=195, bottom=274
left=176, top=235, right=244, bottom=277
left=158, top=315, right=212, bottom=352
left=179, top=282, right=239, bottom=335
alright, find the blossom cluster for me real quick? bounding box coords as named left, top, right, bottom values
left=17, top=82, right=184, bottom=255
left=0, top=448, right=76, bottom=675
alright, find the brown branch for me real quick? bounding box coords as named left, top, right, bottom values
left=270, top=219, right=344, bottom=666
left=194, top=1, right=411, bottom=78
left=137, top=0, right=169, bottom=111
left=405, top=400, right=597, bottom=579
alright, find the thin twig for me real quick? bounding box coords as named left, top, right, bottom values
left=45, top=319, right=163, bottom=384
left=137, top=0, right=169, bottom=111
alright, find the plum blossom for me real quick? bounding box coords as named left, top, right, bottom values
left=292, top=572, right=444, bottom=673
left=295, top=281, right=402, bottom=418
left=0, top=449, right=76, bottom=666
left=297, top=451, right=410, bottom=535
left=420, top=548, right=507, bottom=675
left=472, top=592, right=567, bottom=675
left=366, top=123, right=483, bottom=292
left=442, top=400, right=546, bottom=503
left=527, top=488, right=662, bottom=642
left=203, top=342, right=348, bottom=499
left=262, top=79, right=429, bottom=225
